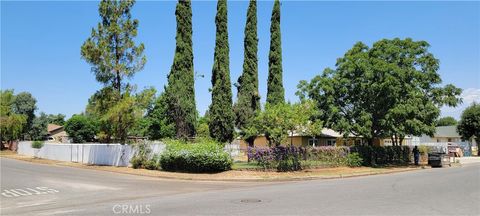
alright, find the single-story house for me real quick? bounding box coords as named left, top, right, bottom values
left=417, top=126, right=478, bottom=156
left=47, top=124, right=69, bottom=143
left=239, top=128, right=412, bottom=150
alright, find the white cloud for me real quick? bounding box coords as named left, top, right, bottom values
left=441, top=88, right=480, bottom=119
left=461, top=88, right=480, bottom=104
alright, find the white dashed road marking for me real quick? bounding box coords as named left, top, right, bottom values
left=1, top=187, right=59, bottom=198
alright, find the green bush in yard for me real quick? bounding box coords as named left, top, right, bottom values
left=144, top=154, right=160, bottom=170
left=31, top=141, right=43, bottom=149
left=351, top=146, right=411, bottom=166
left=130, top=142, right=152, bottom=169
left=160, top=139, right=232, bottom=173
left=346, top=153, right=363, bottom=167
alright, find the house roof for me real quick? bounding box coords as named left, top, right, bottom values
left=291, top=128, right=357, bottom=138
left=47, top=124, right=63, bottom=133
left=434, top=126, right=461, bottom=138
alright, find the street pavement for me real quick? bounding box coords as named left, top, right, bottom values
left=1, top=158, right=479, bottom=216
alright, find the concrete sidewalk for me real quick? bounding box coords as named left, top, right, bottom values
left=455, top=156, right=480, bottom=165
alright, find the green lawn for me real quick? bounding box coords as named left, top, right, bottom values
left=232, top=162, right=262, bottom=170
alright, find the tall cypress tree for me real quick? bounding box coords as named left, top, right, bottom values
left=234, top=0, right=259, bottom=132
left=266, top=0, right=284, bottom=105
left=209, top=0, right=234, bottom=143
left=165, top=0, right=196, bottom=139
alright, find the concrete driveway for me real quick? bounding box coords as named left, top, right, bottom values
left=1, top=158, right=479, bottom=215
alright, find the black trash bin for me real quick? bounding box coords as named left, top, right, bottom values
left=428, top=152, right=451, bottom=168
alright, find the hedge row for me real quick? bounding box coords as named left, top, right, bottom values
left=247, top=146, right=363, bottom=171
left=159, top=139, right=233, bottom=173
left=350, top=146, right=411, bottom=166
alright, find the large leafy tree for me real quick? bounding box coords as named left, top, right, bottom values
left=457, top=103, right=480, bottom=144
left=436, top=116, right=457, bottom=126
left=165, top=0, right=197, bottom=139
left=81, top=0, right=146, bottom=143
left=208, top=0, right=234, bottom=143
left=234, top=0, right=260, bottom=137
left=47, top=114, right=66, bottom=126
left=266, top=0, right=284, bottom=105
left=85, top=87, right=117, bottom=142
left=29, top=112, right=49, bottom=141
left=0, top=90, right=27, bottom=149
left=145, top=92, right=175, bottom=140
left=246, top=102, right=317, bottom=147
left=197, top=112, right=210, bottom=139
left=251, top=103, right=295, bottom=146
left=12, top=92, right=37, bottom=138
left=297, top=38, right=462, bottom=145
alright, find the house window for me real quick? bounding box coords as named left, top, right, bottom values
left=327, top=139, right=336, bottom=146
left=355, top=139, right=361, bottom=145
left=448, top=138, right=452, bottom=142
left=308, top=138, right=319, bottom=147
left=437, top=139, right=440, bottom=143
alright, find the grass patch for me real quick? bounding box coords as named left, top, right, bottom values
left=232, top=162, right=263, bottom=170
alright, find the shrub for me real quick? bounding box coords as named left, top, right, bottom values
left=130, top=142, right=152, bottom=169
left=159, top=139, right=232, bottom=173
left=64, top=115, right=97, bottom=143
left=275, top=146, right=303, bottom=171
left=418, top=145, right=431, bottom=154
left=31, top=141, right=43, bottom=149
left=346, top=153, right=363, bottom=167
left=351, top=146, right=411, bottom=166
left=248, top=146, right=351, bottom=171
left=247, top=147, right=276, bottom=169
left=144, top=154, right=160, bottom=170
left=307, top=146, right=350, bottom=166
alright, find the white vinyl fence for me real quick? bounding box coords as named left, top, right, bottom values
left=17, top=141, right=240, bottom=167
left=17, top=141, right=165, bottom=167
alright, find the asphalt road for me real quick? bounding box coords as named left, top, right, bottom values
left=1, top=158, right=479, bottom=216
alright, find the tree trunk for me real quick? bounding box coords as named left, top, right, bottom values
left=290, top=131, right=293, bottom=146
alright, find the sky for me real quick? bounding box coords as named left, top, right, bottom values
left=1, top=1, right=479, bottom=120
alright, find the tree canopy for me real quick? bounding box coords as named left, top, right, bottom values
left=81, top=0, right=146, bottom=144
left=65, top=115, right=98, bottom=143
left=145, top=92, right=175, bottom=140
left=234, top=0, right=260, bottom=135
left=1, top=90, right=28, bottom=148
left=29, top=112, right=49, bottom=141
left=297, top=38, right=462, bottom=145
left=457, top=103, right=480, bottom=143
left=12, top=92, right=37, bottom=138
left=81, top=0, right=146, bottom=95
left=209, top=0, right=234, bottom=143
left=0, top=90, right=27, bottom=149
left=165, top=0, right=197, bottom=140
left=246, top=102, right=317, bottom=147
left=436, top=116, right=457, bottom=126
left=266, top=0, right=284, bottom=105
